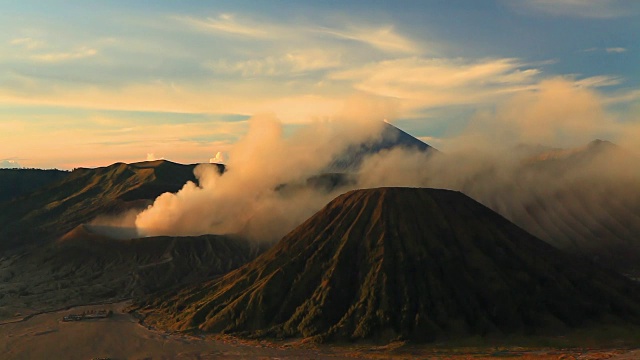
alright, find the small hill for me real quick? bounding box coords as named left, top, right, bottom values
left=0, top=168, right=69, bottom=203
left=0, top=160, right=222, bottom=251
left=137, top=188, right=640, bottom=343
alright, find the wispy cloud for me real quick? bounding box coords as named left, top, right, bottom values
left=10, top=37, right=44, bottom=50
left=0, top=55, right=548, bottom=123
left=30, top=47, right=98, bottom=62
left=0, top=76, right=345, bottom=124
left=575, top=75, right=621, bottom=88
left=176, top=13, right=422, bottom=55
left=316, top=25, right=420, bottom=54
left=606, top=47, right=627, bottom=53
left=329, top=57, right=540, bottom=109
left=583, top=47, right=628, bottom=53
left=176, top=13, right=269, bottom=37
left=208, top=50, right=341, bottom=77
left=10, top=36, right=99, bottom=62
left=510, top=0, right=638, bottom=18
left=604, top=89, right=640, bottom=105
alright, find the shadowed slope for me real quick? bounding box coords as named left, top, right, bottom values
left=0, top=229, right=265, bottom=318
left=52, top=230, right=264, bottom=295
left=0, top=168, right=69, bottom=203
left=138, top=187, right=640, bottom=343
left=0, top=160, right=222, bottom=251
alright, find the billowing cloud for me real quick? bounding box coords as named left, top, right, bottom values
left=135, top=99, right=392, bottom=240
left=131, top=78, right=640, bottom=249
left=464, top=77, right=613, bottom=148
left=354, top=80, right=640, bottom=269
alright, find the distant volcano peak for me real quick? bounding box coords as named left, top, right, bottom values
left=328, top=122, right=436, bottom=171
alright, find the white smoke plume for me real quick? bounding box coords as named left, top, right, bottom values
left=135, top=96, right=395, bottom=241
left=355, top=78, right=640, bottom=272
left=133, top=78, right=640, bottom=274
left=209, top=152, right=226, bottom=164
left=146, top=153, right=164, bottom=161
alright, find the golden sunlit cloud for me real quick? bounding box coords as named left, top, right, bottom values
left=209, top=152, right=225, bottom=164
left=329, top=57, right=541, bottom=112
left=315, top=25, right=421, bottom=54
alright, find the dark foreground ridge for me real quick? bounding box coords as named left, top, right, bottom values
left=137, top=187, right=640, bottom=343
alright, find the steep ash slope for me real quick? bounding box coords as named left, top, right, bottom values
left=138, top=187, right=640, bottom=342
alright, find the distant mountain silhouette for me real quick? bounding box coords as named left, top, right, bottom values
left=328, top=122, right=435, bottom=171
left=0, top=168, right=69, bottom=203
left=137, top=187, right=640, bottom=343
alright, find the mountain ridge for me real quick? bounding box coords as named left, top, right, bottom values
left=0, top=160, right=223, bottom=251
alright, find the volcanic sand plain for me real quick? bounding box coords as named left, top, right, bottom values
left=1, top=301, right=640, bottom=359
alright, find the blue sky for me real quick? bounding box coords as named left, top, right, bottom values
left=0, top=0, right=638, bottom=168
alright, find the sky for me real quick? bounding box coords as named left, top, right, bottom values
left=0, top=0, right=638, bottom=169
